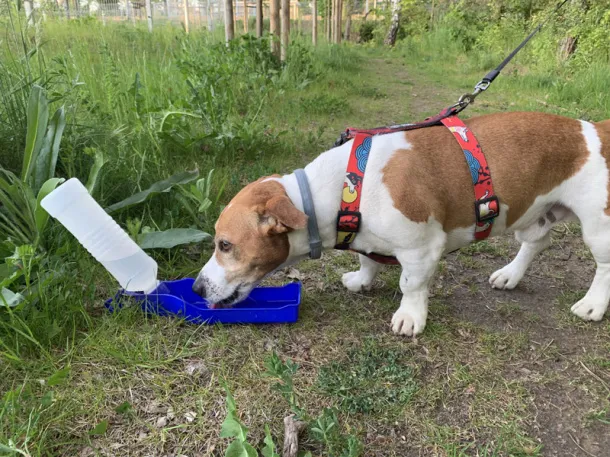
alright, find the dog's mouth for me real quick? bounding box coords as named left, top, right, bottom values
left=209, top=285, right=248, bottom=309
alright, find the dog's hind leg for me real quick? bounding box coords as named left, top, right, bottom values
left=490, top=205, right=573, bottom=290
left=571, top=217, right=610, bottom=321
left=342, top=254, right=382, bottom=292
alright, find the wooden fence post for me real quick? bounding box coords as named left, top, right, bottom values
left=224, top=0, right=235, bottom=43
left=243, top=0, right=248, bottom=32
left=145, top=0, right=153, bottom=31
left=256, top=0, right=262, bottom=36
left=270, top=0, right=280, bottom=57
left=184, top=0, right=190, bottom=32
left=312, top=0, right=317, bottom=45
left=280, top=0, right=289, bottom=61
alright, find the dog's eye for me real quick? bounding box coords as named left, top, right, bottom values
left=218, top=240, right=232, bottom=253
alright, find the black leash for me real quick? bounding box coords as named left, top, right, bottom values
left=453, top=0, right=570, bottom=111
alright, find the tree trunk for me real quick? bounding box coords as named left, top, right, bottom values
left=365, top=0, right=368, bottom=14
left=312, top=0, right=317, bottom=45
left=64, top=0, right=71, bottom=19
left=280, top=0, right=289, bottom=61
left=335, top=0, right=342, bottom=43
left=326, top=0, right=331, bottom=41
left=243, top=0, right=248, bottom=32
left=558, top=36, right=577, bottom=61
left=270, top=0, right=280, bottom=57
left=256, top=0, right=263, bottom=37
left=344, top=1, right=352, bottom=41
left=384, top=0, right=400, bottom=46
left=145, top=0, right=153, bottom=31
left=224, top=0, right=234, bottom=43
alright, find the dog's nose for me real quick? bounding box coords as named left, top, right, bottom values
left=192, top=278, right=207, bottom=298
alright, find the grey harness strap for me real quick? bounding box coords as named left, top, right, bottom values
left=294, top=169, right=322, bottom=259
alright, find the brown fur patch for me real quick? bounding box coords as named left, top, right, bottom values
left=383, top=112, right=590, bottom=231
left=594, top=120, right=610, bottom=216
left=214, top=179, right=302, bottom=284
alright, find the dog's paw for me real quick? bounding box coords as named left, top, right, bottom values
left=391, top=309, right=426, bottom=336
left=571, top=297, right=607, bottom=321
left=489, top=264, right=523, bottom=290
left=342, top=271, right=372, bottom=293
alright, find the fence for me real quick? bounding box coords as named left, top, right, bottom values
left=34, top=0, right=328, bottom=30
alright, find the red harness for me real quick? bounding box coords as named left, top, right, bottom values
left=334, top=114, right=499, bottom=265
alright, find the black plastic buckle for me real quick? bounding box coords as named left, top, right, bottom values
left=334, top=130, right=350, bottom=147
left=475, top=195, right=500, bottom=223
left=337, top=210, right=362, bottom=233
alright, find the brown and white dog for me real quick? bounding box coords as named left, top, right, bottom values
left=192, top=111, right=610, bottom=336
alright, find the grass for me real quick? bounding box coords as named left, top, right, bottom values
left=1, top=11, right=610, bottom=457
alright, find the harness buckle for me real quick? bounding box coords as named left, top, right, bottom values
left=475, top=195, right=500, bottom=223
left=337, top=210, right=361, bottom=233
left=335, top=210, right=362, bottom=248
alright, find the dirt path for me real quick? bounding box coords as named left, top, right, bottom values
left=347, top=57, right=610, bottom=456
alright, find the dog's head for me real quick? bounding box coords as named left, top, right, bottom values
left=192, top=178, right=307, bottom=307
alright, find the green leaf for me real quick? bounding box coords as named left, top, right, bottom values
left=220, top=417, right=247, bottom=440
left=89, top=420, right=108, bottom=436
left=23, top=85, right=49, bottom=184
left=41, top=390, right=54, bottom=407
left=35, top=178, right=65, bottom=236
left=224, top=440, right=251, bottom=457
left=33, top=106, right=66, bottom=192
left=85, top=148, right=107, bottom=195
left=47, top=367, right=70, bottom=386
left=105, top=170, right=199, bottom=214
left=243, top=443, right=258, bottom=457
left=137, top=228, right=211, bottom=250
left=115, top=401, right=132, bottom=414
left=0, top=287, right=24, bottom=308
left=261, top=424, right=279, bottom=457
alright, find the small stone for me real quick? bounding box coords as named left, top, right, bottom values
left=156, top=416, right=168, bottom=428
left=185, top=411, right=197, bottom=423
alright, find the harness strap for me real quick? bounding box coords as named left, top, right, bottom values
left=335, top=133, right=371, bottom=250
left=440, top=117, right=499, bottom=240
left=335, top=116, right=500, bottom=259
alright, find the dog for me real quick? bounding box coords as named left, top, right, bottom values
left=192, top=111, right=610, bottom=335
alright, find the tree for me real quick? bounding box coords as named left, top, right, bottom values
left=281, top=0, right=290, bottom=60
left=384, top=0, right=400, bottom=46
left=256, top=0, right=263, bottom=37
left=312, top=0, right=318, bottom=45
left=270, top=0, right=280, bottom=57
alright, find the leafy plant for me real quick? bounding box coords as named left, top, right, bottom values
left=317, top=339, right=418, bottom=414
left=264, top=353, right=363, bottom=457
left=220, top=388, right=279, bottom=457
left=178, top=169, right=227, bottom=228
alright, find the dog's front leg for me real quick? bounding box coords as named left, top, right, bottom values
left=391, top=242, right=445, bottom=336
left=342, top=254, right=382, bottom=292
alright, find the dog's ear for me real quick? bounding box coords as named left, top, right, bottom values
left=261, top=195, right=308, bottom=234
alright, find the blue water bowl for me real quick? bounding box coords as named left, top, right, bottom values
left=104, top=278, right=301, bottom=325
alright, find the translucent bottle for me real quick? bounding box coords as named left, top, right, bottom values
left=41, top=178, right=159, bottom=293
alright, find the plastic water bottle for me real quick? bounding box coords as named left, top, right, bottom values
left=41, top=178, right=159, bottom=293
